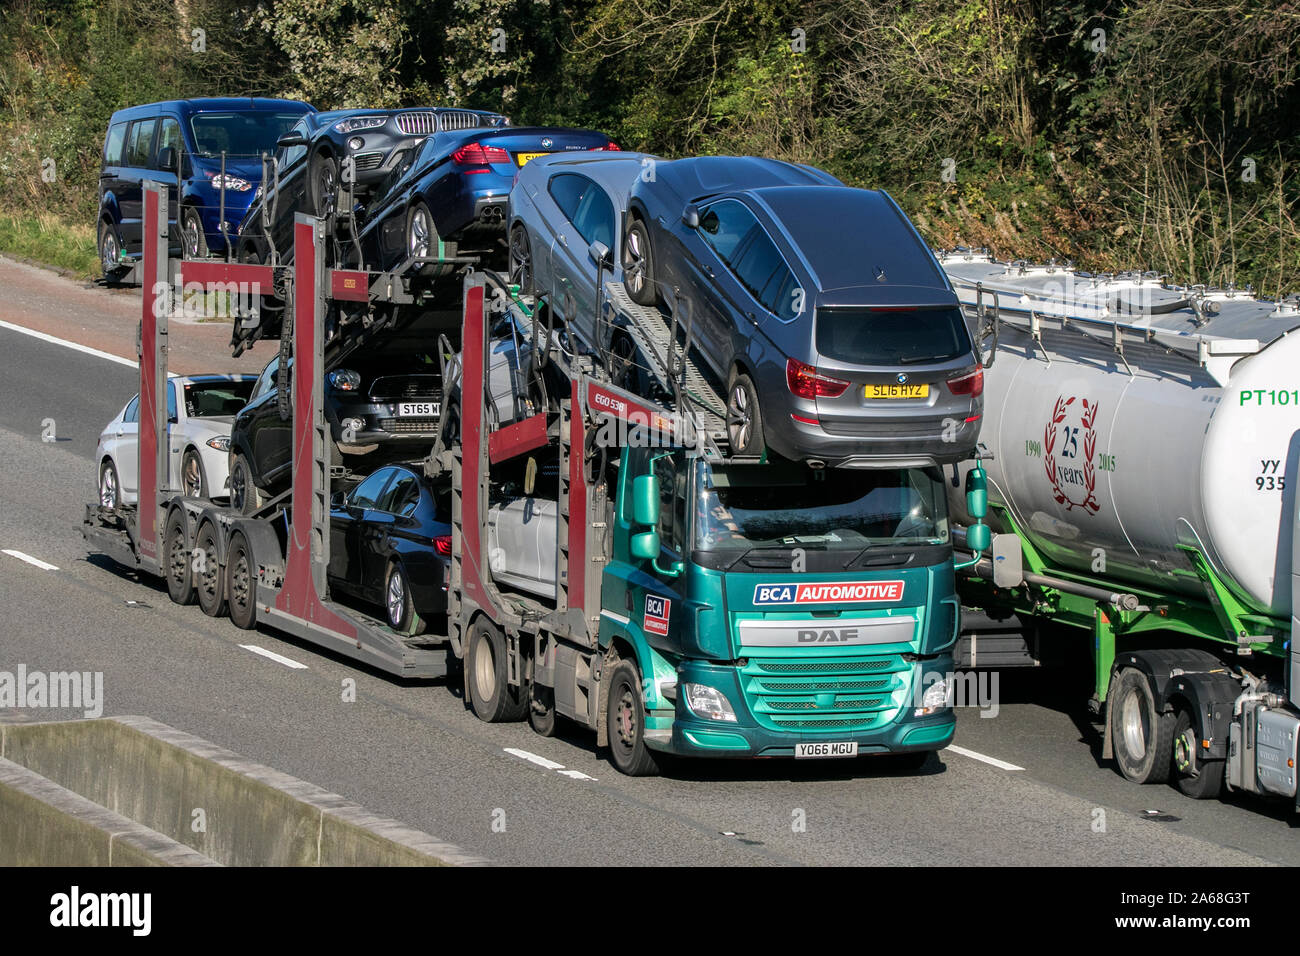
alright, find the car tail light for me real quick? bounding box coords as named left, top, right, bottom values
left=786, top=358, right=849, bottom=400
left=595, top=142, right=621, bottom=151
left=451, top=142, right=510, bottom=166
left=946, top=367, right=984, bottom=397
left=434, top=535, right=452, bottom=556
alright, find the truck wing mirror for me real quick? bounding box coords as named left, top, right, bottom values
left=632, top=474, right=660, bottom=526
left=630, top=530, right=660, bottom=561
left=157, top=146, right=179, bottom=173
left=965, top=464, right=988, bottom=520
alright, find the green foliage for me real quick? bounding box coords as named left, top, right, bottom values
left=0, top=0, right=1297, bottom=290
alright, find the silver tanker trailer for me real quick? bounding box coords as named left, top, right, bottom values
left=939, top=250, right=1300, bottom=806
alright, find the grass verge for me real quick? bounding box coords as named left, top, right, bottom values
left=0, top=212, right=99, bottom=278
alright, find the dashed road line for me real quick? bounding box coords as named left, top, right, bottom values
left=504, top=747, right=597, bottom=781
left=944, top=744, right=1024, bottom=771
left=2, top=549, right=60, bottom=571
left=238, top=644, right=309, bottom=670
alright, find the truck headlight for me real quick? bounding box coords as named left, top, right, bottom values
left=683, top=683, right=737, bottom=722
left=915, top=675, right=952, bottom=717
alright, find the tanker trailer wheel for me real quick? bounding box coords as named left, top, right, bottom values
left=1109, top=667, right=1174, bottom=784
left=194, top=522, right=227, bottom=618
left=164, top=511, right=196, bottom=606
left=225, top=532, right=258, bottom=630
left=467, top=618, right=528, bottom=722
left=1171, top=707, right=1225, bottom=799
left=605, top=658, right=660, bottom=777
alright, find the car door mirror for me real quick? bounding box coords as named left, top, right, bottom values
left=681, top=204, right=701, bottom=230
left=330, top=490, right=347, bottom=508
left=588, top=240, right=612, bottom=269
left=157, top=146, right=179, bottom=173
left=276, top=131, right=307, bottom=150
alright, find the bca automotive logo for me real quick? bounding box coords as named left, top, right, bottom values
left=753, top=581, right=904, bottom=605
left=644, top=594, right=671, bottom=635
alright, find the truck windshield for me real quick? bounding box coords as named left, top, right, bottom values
left=693, top=463, right=948, bottom=551
left=189, top=112, right=304, bottom=158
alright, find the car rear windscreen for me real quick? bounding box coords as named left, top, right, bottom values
left=815, top=307, right=971, bottom=366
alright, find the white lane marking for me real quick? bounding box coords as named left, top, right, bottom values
left=0, top=319, right=177, bottom=375
left=944, top=744, right=1024, bottom=771
left=238, top=644, right=308, bottom=670
left=2, top=549, right=59, bottom=571
left=0, top=319, right=137, bottom=368
left=504, top=747, right=566, bottom=771
left=503, top=748, right=599, bottom=781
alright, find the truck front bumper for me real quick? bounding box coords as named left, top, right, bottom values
left=652, top=659, right=956, bottom=759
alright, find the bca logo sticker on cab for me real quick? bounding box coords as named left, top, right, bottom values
left=752, top=581, right=905, bottom=605
left=644, top=594, right=671, bottom=636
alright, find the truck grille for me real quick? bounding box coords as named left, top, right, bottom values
left=740, top=654, right=908, bottom=733
left=377, top=418, right=440, bottom=434
left=369, top=375, right=442, bottom=400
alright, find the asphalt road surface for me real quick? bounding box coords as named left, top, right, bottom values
left=0, top=256, right=1295, bottom=866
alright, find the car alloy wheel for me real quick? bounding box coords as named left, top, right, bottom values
left=509, top=225, right=532, bottom=293
left=728, top=383, right=751, bottom=450
left=622, top=220, right=654, bottom=305
left=98, top=222, right=120, bottom=275
left=99, top=461, right=119, bottom=508
left=387, top=568, right=407, bottom=628
left=181, top=449, right=205, bottom=498
left=408, top=204, right=435, bottom=259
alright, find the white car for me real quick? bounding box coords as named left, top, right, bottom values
left=96, top=374, right=256, bottom=507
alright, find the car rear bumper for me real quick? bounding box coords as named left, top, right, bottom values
left=754, top=364, right=982, bottom=466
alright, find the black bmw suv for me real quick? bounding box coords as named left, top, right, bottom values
left=228, top=347, right=445, bottom=513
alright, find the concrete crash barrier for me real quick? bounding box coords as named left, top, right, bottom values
left=0, top=716, right=488, bottom=866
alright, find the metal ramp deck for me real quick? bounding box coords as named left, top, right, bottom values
left=600, top=280, right=731, bottom=455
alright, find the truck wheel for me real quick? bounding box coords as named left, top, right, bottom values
left=164, top=511, right=195, bottom=606
left=605, top=658, right=660, bottom=776
left=1171, top=708, right=1224, bottom=799
left=528, top=684, right=558, bottom=737
left=225, top=532, right=257, bottom=630
left=385, top=561, right=425, bottom=636
left=622, top=218, right=657, bottom=306
left=725, top=370, right=765, bottom=458
left=181, top=449, right=207, bottom=499
left=194, top=523, right=227, bottom=618
left=229, top=453, right=263, bottom=515
left=1109, top=667, right=1174, bottom=784
left=467, top=618, right=527, bottom=722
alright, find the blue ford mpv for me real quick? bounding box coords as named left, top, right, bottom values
left=97, top=97, right=314, bottom=277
